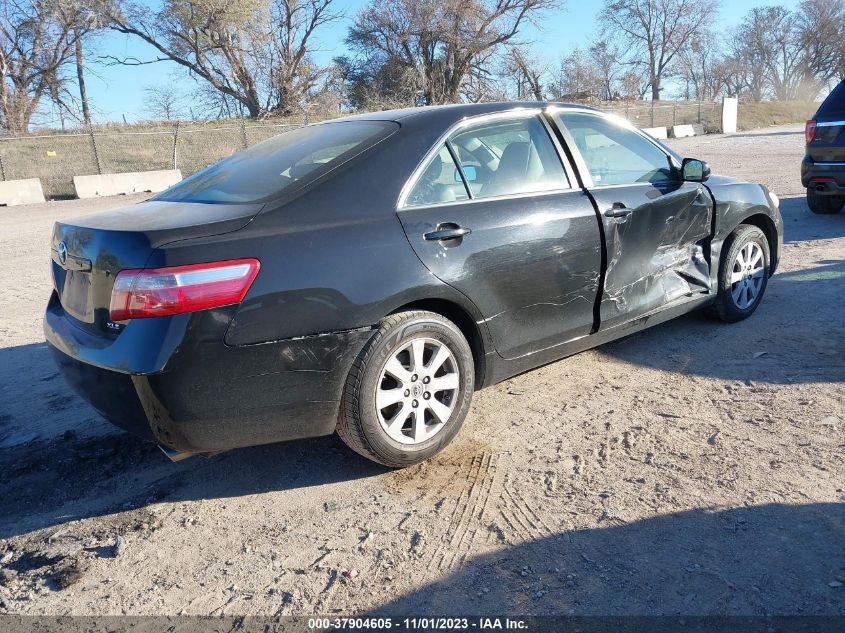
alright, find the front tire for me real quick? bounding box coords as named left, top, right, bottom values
left=807, top=188, right=844, bottom=214
left=337, top=310, right=474, bottom=468
left=712, top=225, right=770, bottom=323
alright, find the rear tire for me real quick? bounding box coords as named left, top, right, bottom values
left=337, top=310, right=474, bottom=468
left=711, top=225, right=770, bottom=323
left=807, top=188, right=844, bottom=214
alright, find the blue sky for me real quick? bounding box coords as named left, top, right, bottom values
left=80, top=0, right=800, bottom=123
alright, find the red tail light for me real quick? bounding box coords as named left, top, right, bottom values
left=805, top=119, right=817, bottom=144
left=109, top=259, right=260, bottom=321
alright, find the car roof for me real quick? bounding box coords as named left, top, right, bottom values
left=328, top=102, right=603, bottom=126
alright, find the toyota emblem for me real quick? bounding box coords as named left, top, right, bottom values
left=57, top=241, right=68, bottom=265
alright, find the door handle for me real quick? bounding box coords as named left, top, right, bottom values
left=604, top=202, right=632, bottom=218
left=424, top=224, right=472, bottom=241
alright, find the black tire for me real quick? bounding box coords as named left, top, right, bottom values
left=337, top=310, right=474, bottom=468
left=711, top=224, right=770, bottom=323
left=807, top=188, right=844, bottom=215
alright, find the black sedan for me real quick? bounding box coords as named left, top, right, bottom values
left=45, top=103, right=783, bottom=467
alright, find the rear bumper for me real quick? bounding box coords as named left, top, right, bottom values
left=44, top=293, right=373, bottom=453
left=801, top=156, right=845, bottom=193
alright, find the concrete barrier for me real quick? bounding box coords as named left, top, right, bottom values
left=641, top=126, right=668, bottom=140
left=722, top=96, right=738, bottom=134
left=671, top=124, right=696, bottom=138
left=0, top=178, right=46, bottom=206
left=73, top=169, right=182, bottom=199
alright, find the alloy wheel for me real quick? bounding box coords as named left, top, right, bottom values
left=730, top=241, right=765, bottom=309
left=375, top=337, right=460, bottom=445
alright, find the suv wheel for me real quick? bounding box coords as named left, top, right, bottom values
left=807, top=188, right=845, bottom=214
left=337, top=310, right=474, bottom=468
left=711, top=225, right=770, bottom=323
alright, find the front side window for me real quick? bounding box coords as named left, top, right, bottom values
left=155, top=121, right=397, bottom=204
left=555, top=112, right=676, bottom=186
left=448, top=115, right=569, bottom=199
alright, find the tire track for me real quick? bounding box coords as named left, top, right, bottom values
left=424, top=452, right=484, bottom=573
left=445, top=452, right=501, bottom=570
left=502, top=476, right=556, bottom=537
left=488, top=473, right=557, bottom=550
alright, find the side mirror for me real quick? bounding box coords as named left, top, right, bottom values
left=455, top=165, right=478, bottom=183
left=682, top=158, right=710, bottom=182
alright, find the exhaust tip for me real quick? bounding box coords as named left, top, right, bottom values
left=815, top=184, right=827, bottom=192
left=158, top=444, right=196, bottom=462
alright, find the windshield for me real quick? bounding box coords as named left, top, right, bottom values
left=154, top=121, right=398, bottom=204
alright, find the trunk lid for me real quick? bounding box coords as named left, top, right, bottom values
left=51, top=200, right=262, bottom=335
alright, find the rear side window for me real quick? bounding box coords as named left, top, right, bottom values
left=405, top=145, right=470, bottom=207
left=555, top=111, right=675, bottom=186
left=449, top=116, right=568, bottom=199
left=155, top=121, right=397, bottom=204
left=816, top=81, right=845, bottom=119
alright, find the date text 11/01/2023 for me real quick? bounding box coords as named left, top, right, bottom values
left=306, top=617, right=528, bottom=630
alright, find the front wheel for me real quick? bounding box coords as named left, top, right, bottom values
left=337, top=310, right=474, bottom=468
left=711, top=225, right=770, bottom=323
left=807, top=188, right=844, bottom=214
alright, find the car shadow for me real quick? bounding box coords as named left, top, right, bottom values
left=0, top=424, right=386, bottom=540
left=0, top=341, right=387, bottom=539
left=779, top=195, right=845, bottom=243
left=367, top=502, right=845, bottom=617
left=596, top=195, right=844, bottom=385
left=595, top=257, right=844, bottom=385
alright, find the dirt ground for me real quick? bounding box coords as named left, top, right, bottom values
left=0, top=124, right=843, bottom=617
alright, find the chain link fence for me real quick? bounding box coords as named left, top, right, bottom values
left=0, top=102, right=722, bottom=200
left=601, top=100, right=722, bottom=131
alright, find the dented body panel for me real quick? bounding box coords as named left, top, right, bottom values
left=44, top=102, right=783, bottom=456
left=398, top=190, right=602, bottom=360
left=703, top=176, right=783, bottom=283
left=589, top=182, right=713, bottom=330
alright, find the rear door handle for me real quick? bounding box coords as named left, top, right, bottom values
left=424, top=224, right=471, bottom=241
left=604, top=202, right=632, bottom=218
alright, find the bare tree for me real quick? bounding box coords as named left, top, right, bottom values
left=736, top=7, right=803, bottom=101
left=104, top=0, right=341, bottom=118
left=508, top=47, right=545, bottom=100
left=346, top=0, right=559, bottom=106
left=73, top=2, right=110, bottom=126
left=795, top=0, right=845, bottom=96
left=674, top=31, right=725, bottom=101
left=554, top=46, right=602, bottom=101
left=731, top=2, right=844, bottom=101
left=619, top=70, right=647, bottom=100
left=720, top=25, right=766, bottom=101
left=600, top=0, right=719, bottom=100
left=589, top=38, right=621, bottom=101
left=0, top=0, right=91, bottom=134
left=333, top=54, right=422, bottom=110
left=143, top=83, right=183, bottom=120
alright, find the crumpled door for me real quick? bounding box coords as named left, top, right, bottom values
left=589, top=181, right=713, bottom=330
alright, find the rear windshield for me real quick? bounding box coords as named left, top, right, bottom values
left=154, top=121, right=397, bottom=204
left=816, top=81, right=845, bottom=119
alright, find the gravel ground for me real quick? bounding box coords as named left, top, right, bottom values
left=0, top=124, right=843, bottom=617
